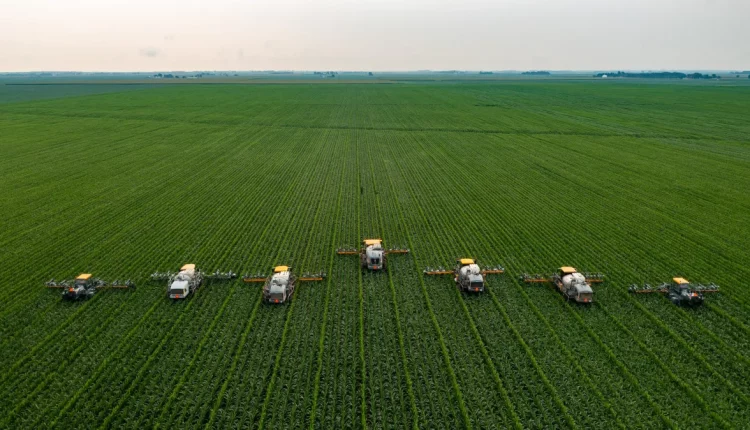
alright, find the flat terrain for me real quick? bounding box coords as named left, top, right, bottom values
left=1, top=80, right=749, bottom=429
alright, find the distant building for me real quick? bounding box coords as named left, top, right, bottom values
left=601, top=74, right=608, bottom=78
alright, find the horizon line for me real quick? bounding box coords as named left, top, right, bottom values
left=1, top=68, right=747, bottom=74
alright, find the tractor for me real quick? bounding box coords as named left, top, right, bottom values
left=166, top=264, right=203, bottom=299
left=151, top=264, right=236, bottom=300
left=63, top=274, right=96, bottom=301
left=424, top=258, right=505, bottom=293
left=521, top=267, right=604, bottom=303
left=46, top=273, right=135, bottom=300
left=243, top=265, right=325, bottom=304
left=337, top=238, right=409, bottom=271
left=629, top=277, right=719, bottom=307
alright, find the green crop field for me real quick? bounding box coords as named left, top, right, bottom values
left=1, top=80, right=749, bottom=429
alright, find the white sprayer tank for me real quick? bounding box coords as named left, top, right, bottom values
left=269, top=271, right=291, bottom=294
left=460, top=264, right=481, bottom=277
left=562, top=272, right=593, bottom=296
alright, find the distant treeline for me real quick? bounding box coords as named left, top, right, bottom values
left=595, top=71, right=721, bottom=79
left=313, top=71, right=338, bottom=78
left=685, top=73, right=721, bottom=79
left=153, top=73, right=200, bottom=79
left=522, top=71, right=551, bottom=75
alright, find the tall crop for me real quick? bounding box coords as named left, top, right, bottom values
left=0, top=80, right=748, bottom=429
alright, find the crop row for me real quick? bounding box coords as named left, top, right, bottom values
left=2, top=83, right=748, bottom=428
left=382, top=129, right=748, bottom=427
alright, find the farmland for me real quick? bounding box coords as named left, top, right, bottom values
left=1, top=79, right=749, bottom=429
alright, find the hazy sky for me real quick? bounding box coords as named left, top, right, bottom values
left=0, top=0, right=748, bottom=71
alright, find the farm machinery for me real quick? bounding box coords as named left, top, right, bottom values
left=424, top=258, right=505, bottom=293
left=521, top=267, right=604, bottom=303
left=151, top=264, right=236, bottom=300
left=337, top=238, right=409, bottom=271
left=243, top=265, right=325, bottom=304
left=46, top=273, right=135, bottom=301
left=629, top=277, right=719, bottom=307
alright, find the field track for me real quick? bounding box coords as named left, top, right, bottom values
left=1, top=80, right=749, bottom=428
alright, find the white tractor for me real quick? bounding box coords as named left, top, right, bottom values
left=554, top=267, right=594, bottom=303
left=455, top=259, right=487, bottom=292
left=424, top=258, right=505, bottom=293
left=522, top=267, right=604, bottom=303
left=264, top=266, right=295, bottom=304
left=337, top=238, right=409, bottom=271
left=167, top=264, right=203, bottom=299
left=150, top=264, right=236, bottom=300
left=243, top=265, right=325, bottom=304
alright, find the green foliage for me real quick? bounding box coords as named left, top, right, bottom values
left=0, top=82, right=149, bottom=103
left=0, top=80, right=749, bottom=428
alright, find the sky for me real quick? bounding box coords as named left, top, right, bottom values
left=0, top=0, right=748, bottom=72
